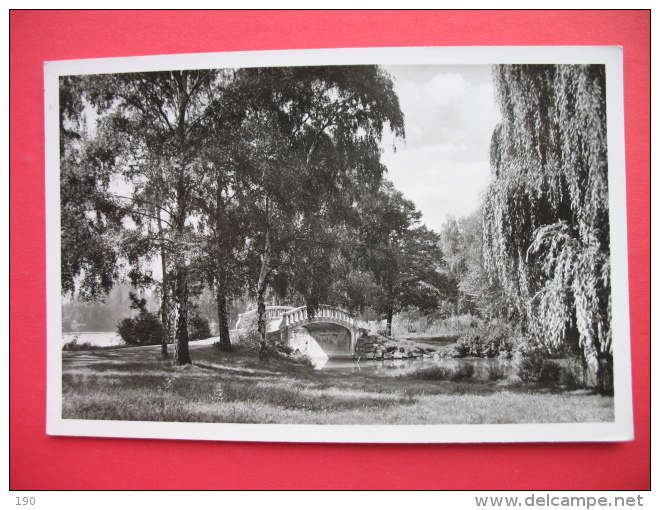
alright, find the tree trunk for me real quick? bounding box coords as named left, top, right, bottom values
left=584, top=350, right=614, bottom=395
left=159, top=285, right=169, bottom=358
left=216, top=283, right=232, bottom=351
left=578, top=326, right=614, bottom=394
left=257, top=283, right=268, bottom=362
left=598, top=352, right=614, bottom=395
left=213, top=160, right=232, bottom=352
left=172, top=268, right=191, bottom=366
left=386, top=307, right=393, bottom=337
left=257, top=214, right=272, bottom=362
left=169, top=75, right=192, bottom=366
left=158, top=212, right=169, bottom=358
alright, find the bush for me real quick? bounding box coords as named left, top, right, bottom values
left=62, top=336, right=98, bottom=351
left=232, top=311, right=261, bottom=351
left=559, top=357, right=585, bottom=389
left=188, top=313, right=211, bottom=341
left=406, top=365, right=450, bottom=380
left=452, top=321, right=519, bottom=358
left=116, top=292, right=165, bottom=346
left=486, top=362, right=507, bottom=381
left=276, top=343, right=294, bottom=356
left=451, top=337, right=473, bottom=357
left=451, top=363, right=476, bottom=380
left=517, top=346, right=561, bottom=385
left=496, top=335, right=517, bottom=359
left=288, top=351, right=316, bottom=367
left=117, top=313, right=164, bottom=346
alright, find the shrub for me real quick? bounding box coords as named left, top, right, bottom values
left=559, top=357, right=585, bottom=389
left=451, top=363, right=476, bottom=380
left=289, top=351, right=316, bottom=367
left=406, top=365, right=450, bottom=380
left=482, top=323, right=512, bottom=358
left=62, top=336, right=99, bottom=351
left=452, top=321, right=520, bottom=359
left=451, top=337, right=471, bottom=357
left=117, top=313, right=164, bottom=346
left=497, top=335, right=517, bottom=359
left=116, top=292, right=164, bottom=346
left=276, top=343, right=294, bottom=356
left=517, top=346, right=561, bottom=385
left=232, top=311, right=261, bottom=351
left=486, top=362, right=507, bottom=381
left=188, top=313, right=211, bottom=341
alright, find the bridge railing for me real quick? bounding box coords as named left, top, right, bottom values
left=236, top=306, right=294, bottom=329
left=264, top=306, right=295, bottom=320
left=280, top=305, right=355, bottom=327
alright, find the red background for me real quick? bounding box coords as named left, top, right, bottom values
left=10, top=10, right=650, bottom=490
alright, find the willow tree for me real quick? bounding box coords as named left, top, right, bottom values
left=483, top=64, right=611, bottom=391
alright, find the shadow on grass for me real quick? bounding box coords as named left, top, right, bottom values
left=61, top=343, right=614, bottom=424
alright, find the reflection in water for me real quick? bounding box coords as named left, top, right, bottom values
left=314, top=356, right=517, bottom=378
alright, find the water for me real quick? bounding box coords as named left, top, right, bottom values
left=62, top=331, right=124, bottom=347
left=315, top=356, right=517, bottom=378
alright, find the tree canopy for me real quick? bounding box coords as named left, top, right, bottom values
left=60, top=65, right=412, bottom=363
left=356, top=181, right=447, bottom=336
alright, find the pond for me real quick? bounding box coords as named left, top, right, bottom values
left=314, top=355, right=518, bottom=378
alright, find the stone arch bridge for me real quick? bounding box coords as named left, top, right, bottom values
left=236, top=305, right=359, bottom=358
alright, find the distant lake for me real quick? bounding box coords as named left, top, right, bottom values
left=62, top=331, right=124, bottom=347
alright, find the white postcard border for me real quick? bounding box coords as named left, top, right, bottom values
left=45, top=45, right=633, bottom=443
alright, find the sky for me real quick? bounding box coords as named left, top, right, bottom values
left=379, top=65, right=501, bottom=235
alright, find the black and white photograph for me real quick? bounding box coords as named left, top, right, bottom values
left=45, top=46, right=633, bottom=443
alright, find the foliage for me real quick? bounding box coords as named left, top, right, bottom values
left=116, top=292, right=165, bottom=346
left=452, top=320, right=518, bottom=358
left=286, top=351, right=316, bottom=368
left=483, top=64, right=611, bottom=390
left=440, top=211, right=508, bottom=319
left=224, top=66, right=406, bottom=357
left=60, top=76, right=125, bottom=300
left=486, top=362, right=507, bottom=381
left=406, top=365, right=451, bottom=380
left=230, top=311, right=261, bottom=351
left=356, top=181, right=449, bottom=335
left=62, top=336, right=97, bottom=351
left=516, top=345, right=562, bottom=385
left=67, top=69, right=242, bottom=364
left=188, top=313, right=212, bottom=341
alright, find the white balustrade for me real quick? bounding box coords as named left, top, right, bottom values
left=253, top=305, right=357, bottom=329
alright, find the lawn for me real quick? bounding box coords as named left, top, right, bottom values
left=62, top=341, right=614, bottom=425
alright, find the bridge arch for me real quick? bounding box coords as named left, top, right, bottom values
left=237, top=305, right=359, bottom=357
left=278, top=305, right=359, bottom=358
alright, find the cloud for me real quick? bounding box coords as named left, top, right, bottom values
left=380, top=65, right=501, bottom=232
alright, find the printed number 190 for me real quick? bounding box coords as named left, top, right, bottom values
left=16, top=498, right=35, bottom=506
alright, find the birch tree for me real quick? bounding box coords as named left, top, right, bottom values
left=231, top=65, right=405, bottom=360
left=83, top=70, right=226, bottom=365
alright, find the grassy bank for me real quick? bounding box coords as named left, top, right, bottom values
left=62, top=342, right=613, bottom=425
